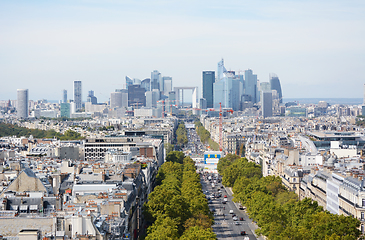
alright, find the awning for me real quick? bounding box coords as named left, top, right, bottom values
left=10, top=205, right=18, bottom=210
left=30, top=205, right=38, bottom=211
left=19, top=205, right=28, bottom=211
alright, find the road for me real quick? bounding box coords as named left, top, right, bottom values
left=184, top=122, right=263, bottom=239
left=201, top=175, right=263, bottom=240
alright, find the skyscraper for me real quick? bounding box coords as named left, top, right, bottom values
left=244, top=69, right=258, bottom=103
left=87, top=90, right=97, bottom=104
left=213, top=75, right=241, bottom=111
left=202, top=71, right=215, bottom=108
left=128, top=85, right=146, bottom=107
left=126, top=76, right=133, bottom=90
left=146, top=89, right=160, bottom=108
left=151, top=70, right=161, bottom=90
left=217, top=59, right=227, bottom=81
left=270, top=73, right=282, bottom=103
left=73, top=80, right=82, bottom=110
left=110, top=92, right=124, bottom=109
left=60, top=103, right=70, bottom=118
left=141, top=78, right=151, bottom=92
left=17, top=89, right=28, bottom=119
left=63, top=89, right=67, bottom=103
left=262, top=91, right=273, bottom=118
left=163, top=76, right=172, bottom=95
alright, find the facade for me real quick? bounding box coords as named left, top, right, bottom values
left=202, top=71, right=215, bottom=108
left=262, top=91, right=273, bottom=118
left=63, top=89, right=67, bottom=103
left=270, top=74, right=283, bottom=103
left=17, top=89, right=28, bottom=119
left=128, top=85, right=146, bottom=107
left=73, top=80, right=82, bottom=111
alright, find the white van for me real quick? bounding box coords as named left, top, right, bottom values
left=229, top=210, right=234, bottom=214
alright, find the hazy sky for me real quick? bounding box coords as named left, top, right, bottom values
left=1, top=0, right=364, bottom=103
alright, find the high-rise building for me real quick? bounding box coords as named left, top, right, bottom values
left=87, top=90, right=97, bottom=104
left=168, top=91, right=176, bottom=101
left=141, top=78, right=151, bottom=92
left=163, top=76, right=172, bottom=95
left=73, top=80, right=82, bottom=110
left=128, top=85, right=146, bottom=107
left=17, top=89, right=28, bottom=119
left=202, top=71, right=215, bottom=108
left=200, top=98, right=207, bottom=110
left=126, top=76, right=133, bottom=90
left=151, top=70, right=161, bottom=90
left=111, top=92, right=124, bottom=109
left=60, top=103, right=70, bottom=118
left=114, top=89, right=128, bottom=108
left=63, top=89, right=67, bottom=103
left=270, top=74, right=282, bottom=103
left=146, top=89, right=160, bottom=108
left=244, top=69, right=258, bottom=103
left=213, top=76, right=241, bottom=111
left=262, top=91, right=273, bottom=118
left=217, top=59, right=227, bottom=81
left=260, top=82, right=271, bottom=92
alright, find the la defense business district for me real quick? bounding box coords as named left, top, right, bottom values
left=0, top=58, right=364, bottom=239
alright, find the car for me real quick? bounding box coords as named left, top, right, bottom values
left=229, top=210, right=234, bottom=214
left=233, top=216, right=238, bottom=221
left=222, top=201, right=226, bottom=204
left=240, top=231, right=247, bottom=235
left=234, top=221, right=240, bottom=225
left=232, top=214, right=236, bottom=217
left=240, top=217, right=244, bottom=221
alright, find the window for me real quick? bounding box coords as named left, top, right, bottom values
left=69, top=224, right=72, bottom=231
left=362, top=212, right=364, bottom=220
left=362, top=199, right=365, bottom=207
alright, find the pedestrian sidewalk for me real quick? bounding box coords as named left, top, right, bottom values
left=226, top=187, right=266, bottom=240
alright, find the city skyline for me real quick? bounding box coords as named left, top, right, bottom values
left=1, top=0, right=364, bottom=102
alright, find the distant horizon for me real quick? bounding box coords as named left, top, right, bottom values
left=7, top=97, right=361, bottom=106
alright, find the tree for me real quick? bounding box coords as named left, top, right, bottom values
left=217, top=154, right=240, bottom=175
left=180, top=226, right=216, bottom=240
left=166, top=151, right=185, bottom=164
left=165, top=143, right=175, bottom=154
left=146, top=215, right=180, bottom=240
